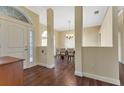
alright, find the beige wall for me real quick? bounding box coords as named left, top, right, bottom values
left=39, top=24, right=47, bottom=45
left=56, top=26, right=100, bottom=48
left=20, top=7, right=40, bottom=47
left=82, top=47, right=119, bottom=84
left=100, top=7, right=113, bottom=47
left=83, top=26, right=100, bottom=46
left=55, top=31, right=61, bottom=48
left=57, top=30, right=75, bottom=48
left=36, top=24, right=47, bottom=64
left=46, top=8, right=55, bottom=68
left=19, top=7, right=40, bottom=66
left=38, top=23, right=61, bottom=65
left=75, top=6, right=83, bottom=76
left=39, top=23, right=59, bottom=48
left=82, top=7, right=120, bottom=85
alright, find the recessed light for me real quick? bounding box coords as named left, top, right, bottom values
left=94, top=10, right=99, bottom=14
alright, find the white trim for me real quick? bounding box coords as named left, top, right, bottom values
left=83, top=72, right=120, bottom=85
left=74, top=71, right=83, bottom=77
left=38, top=63, right=55, bottom=69
left=0, top=16, right=32, bottom=27
left=118, top=9, right=123, bottom=16
left=14, top=6, right=33, bottom=25
left=23, top=63, right=37, bottom=69
left=46, top=64, right=55, bottom=69
left=38, top=62, right=47, bottom=67
left=120, top=61, right=124, bottom=64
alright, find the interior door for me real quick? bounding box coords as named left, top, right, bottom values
left=2, top=21, right=28, bottom=68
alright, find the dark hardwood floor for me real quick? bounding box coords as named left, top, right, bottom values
left=119, top=63, right=124, bottom=85
left=24, top=57, right=116, bottom=86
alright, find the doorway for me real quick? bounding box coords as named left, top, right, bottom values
left=0, top=19, right=34, bottom=68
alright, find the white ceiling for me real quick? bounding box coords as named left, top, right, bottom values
left=26, top=6, right=108, bottom=31
left=83, top=6, right=108, bottom=28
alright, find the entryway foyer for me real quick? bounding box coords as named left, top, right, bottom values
left=0, top=6, right=124, bottom=86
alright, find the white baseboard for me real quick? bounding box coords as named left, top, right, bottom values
left=24, top=63, right=37, bottom=69
left=119, top=61, right=124, bottom=64
left=38, top=62, right=46, bottom=67
left=74, top=71, right=83, bottom=77
left=83, top=72, right=120, bottom=85
left=46, top=64, right=55, bottom=69
left=38, top=62, right=55, bottom=69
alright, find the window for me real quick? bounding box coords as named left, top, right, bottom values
left=0, top=6, right=30, bottom=23
left=29, top=31, right=33, bottom=63
left=41, top=31, right=47, bottom=46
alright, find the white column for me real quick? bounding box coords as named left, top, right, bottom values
left=47, top=8, right=55, bottom=68
left=112, top=6, right=120, bottom=83
left=74, top=6, right=83, bottom=76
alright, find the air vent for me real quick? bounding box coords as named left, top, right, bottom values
left=94, top=10, right=99, bottom=14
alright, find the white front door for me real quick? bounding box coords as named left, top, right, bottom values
left=2, top=21, right=29, bottom=68
left=0, top=19, right=34, bottom=68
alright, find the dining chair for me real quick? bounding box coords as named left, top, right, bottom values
left=67, top=48, right=75, bottom=62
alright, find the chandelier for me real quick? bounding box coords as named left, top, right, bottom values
left=66, top=34, right=74, bottom=39
left=65, top=20, right=74, bottom=39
